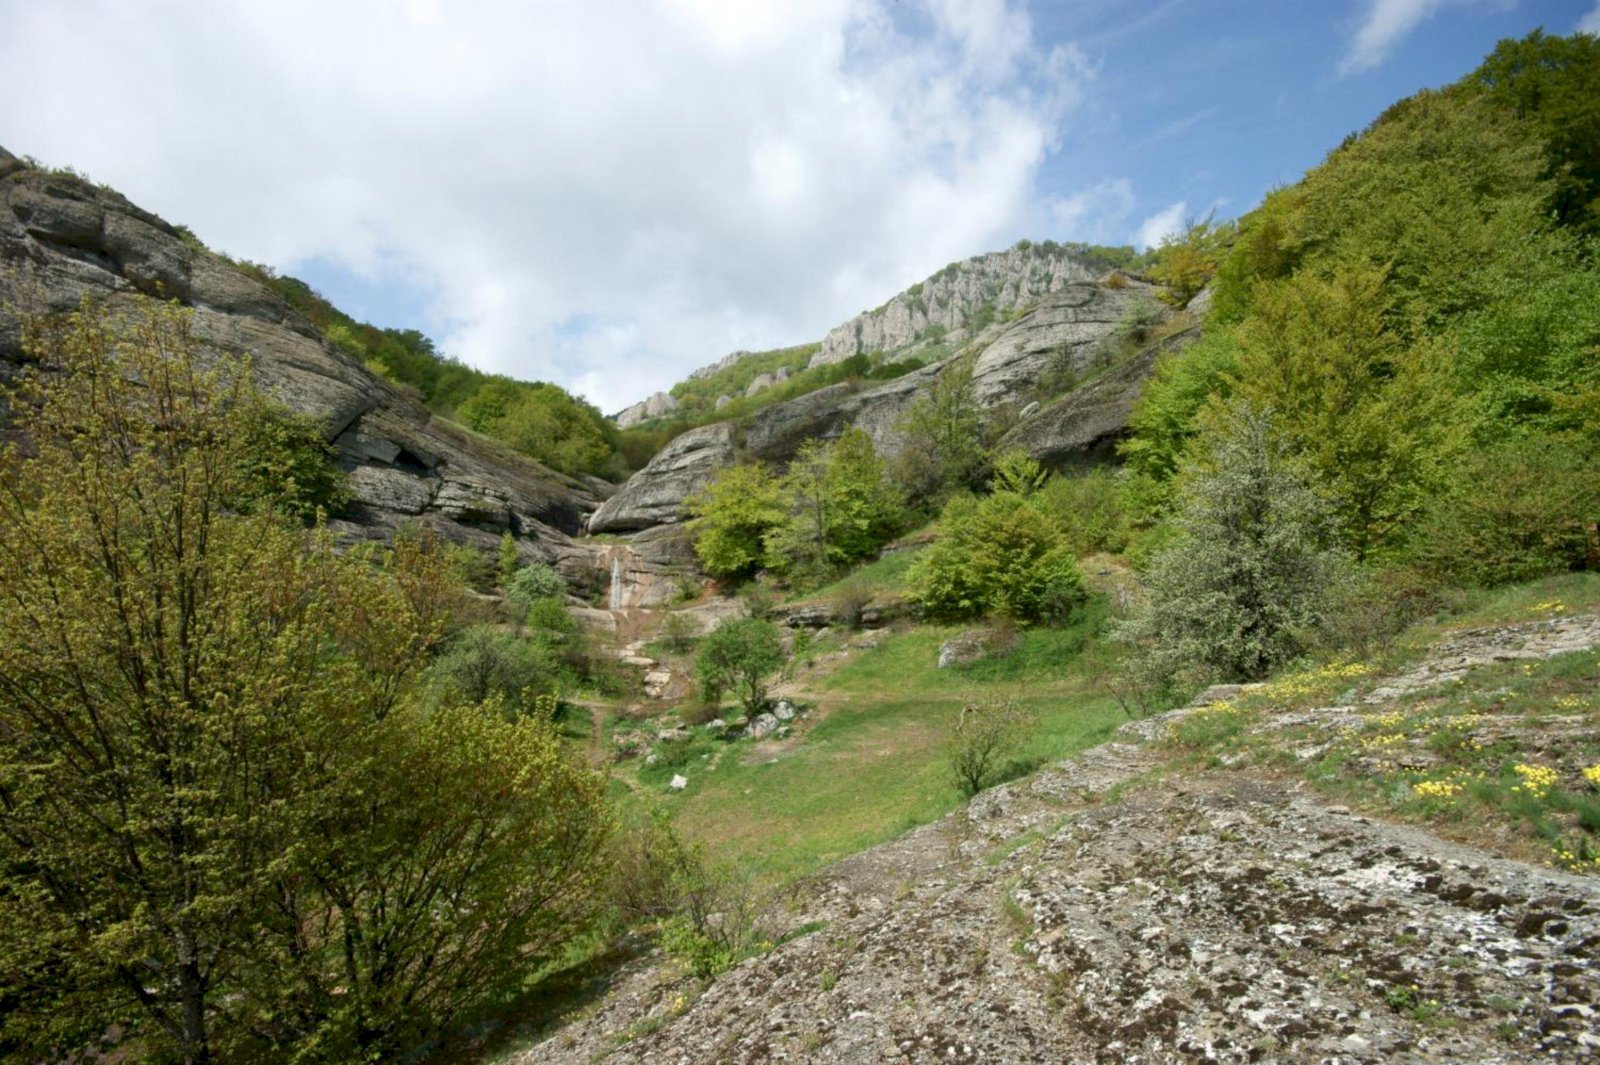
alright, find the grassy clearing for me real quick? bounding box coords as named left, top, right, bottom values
left=618, top=607, right=1121, bottom=881
left=784, top=542, right=927, bottom=606
left=1165, top=574, right=1600, bottom=873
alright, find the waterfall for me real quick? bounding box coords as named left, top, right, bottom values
left=608, top=555, right=623, bottom=611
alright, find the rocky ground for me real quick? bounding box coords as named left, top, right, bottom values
left=510, top=612, right=1600, bottom=1064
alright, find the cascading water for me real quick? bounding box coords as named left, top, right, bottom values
left=608, top=555, right=623, bottom=611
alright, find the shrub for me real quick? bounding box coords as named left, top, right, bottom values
left=611, top=809, right=773, bottom=977
left=909, top=492, right=1087, bottom=624
left=1410, top=432, right=1600, bottom=586
left=658, top=611, right=698, bottom=654
left=1116, top=403, right=1353, bottom=685
left=430, top=625, right=557, bottom=715
left=1038, top=469, right=1129, bottom=555
left=695, top=617, right=785, bottom=715
left=506, top=560, right=569, bottom=609
left=946, top=697, right=1036, bottom=796
left=231, top=402, right=352, bottom=523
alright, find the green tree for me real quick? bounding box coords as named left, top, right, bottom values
left=1227, top=263, right=1466, bottom=557
left=498, top=530, right=521, bottom=586
left=766, top=428, right=903, bottom=579
left=429, top=625, right=557, bottom=715
left=895, top=359, right=988, bottom=501
left=695, top=617, right=785, bottom=715
left=1148, top=214, right=1228, bottom=307
left=908, top=492, right=1087, bottom=624
left=0, top=298, right=611, bottom=1063
left=1410, top=432, right=1600, bottom=586
left=1116, top=403, right=1352, bottom=685
left=1471, top=29, right=1600, bottom=233
left=231, top=403, right=351, bottom=523
left=1118, top=327, right=1241, bottom=518
left=687, top=462, right=788, bottom=580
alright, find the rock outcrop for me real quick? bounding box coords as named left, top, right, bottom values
left=814, top=243, right=1099, bottom=366
left=510, top=613, right=1600, bottom=1065
left=613, top=389, right=678, bottom=428
left=594, top=281, right=1174, bottom=530
left=0, top=147, right=602, bottom=569
left=1000, top=323, right=1201, bottom=468
left=587, top=422, right=737, bottom=533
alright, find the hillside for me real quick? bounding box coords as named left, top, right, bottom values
left=0, top=147, right=603, bottom=571
left=3, top=24, right=1599, bottom=1065
left=611, top=241, right=1149, bottom=435
left=503, top=586, right=1600, bottom=1063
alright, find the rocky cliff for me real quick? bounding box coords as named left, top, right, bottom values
left=0, top=146, right=602, bottom=572
left=814, top=243, right=1100, bottom=366
left=590, top=278, right=1182, bottom=534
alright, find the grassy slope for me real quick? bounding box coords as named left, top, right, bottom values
left=625, top=603, right=1121, bottom=881
left=1167, top=571, right=1600, bottom=873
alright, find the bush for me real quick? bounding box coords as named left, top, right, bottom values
left=0, top=298, right=612, bottom=1064
left=695, top=617, right=785, bottom=715
left=1410, top=432, right=1600, bottom=586
left=609, top=809, right=774, bottom=978
left=1038, top=469, right=1129, bottom=555
left=946, top=697, right=1036, bottom=796
left=430, top=625, right=557, bottom=715
left=506, top=560, right=569, bottom=610
left=658, top=611, right=698, bottom=654
left=1116, top=403, right=1353, bottom=685
left=909, top=492, right=1087, bottom=624
left=231, top=402, right=352, bottom=523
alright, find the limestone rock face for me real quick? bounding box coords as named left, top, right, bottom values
left=969, top=282, right=1153, bottom=406
left=596, top=282, right=1171, bottom=530
left=814, top=244, right=1098, bottom=366
left=0, top=147, right=602, bottom=564
left=613, top=390, right=678, bottom=428
left=1000, top=324, right=1201, bottom=469
left=586, top=422, right=737, bottom=532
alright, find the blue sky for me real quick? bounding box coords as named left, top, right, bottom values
left=2, top=0, right=1596, bottom=412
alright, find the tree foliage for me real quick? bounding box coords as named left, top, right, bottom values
left=686, top=463, right=788, bottom=580
left=1116, top=404, right=1352, bottom=686
left=1227, top=263, right=1466, bottom=557
left=894, top=359, right=989, bottom=501
left=909, top=490, right=1087, bottom=624
left=764, top=428, right=903, bottom=580
left=695, top=617, right=785, bottom=715
left=0, top=298, right=611, bottom=1064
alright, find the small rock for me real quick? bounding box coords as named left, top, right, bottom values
left=705, top=718, right=726, bottom=731
left=656, top=727, right=689, bottom=743
left=1019, top=400, right=1041, bottom=419
left=746, top=713, right=780, bottom=739
left=668, top=774, right=688, bottom=791
left=938, top=629, right=990, bottom=669
left=772, top=699, right=798, bottom=722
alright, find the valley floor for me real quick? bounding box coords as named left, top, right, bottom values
left=509, top=600, right=1600, bottom=1063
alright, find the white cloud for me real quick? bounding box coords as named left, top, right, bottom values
left=1340, top=0, right=1516, bottom=76
left=1579, top=1, right=1600, bottom=33
left=1133, top=201, right=1187, bottom=251
left=1048, top=178, right=1136, bottom=243
left=0, top=1, right=1089, bottom=413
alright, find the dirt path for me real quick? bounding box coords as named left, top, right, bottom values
left=514, top=613, right=1600, bottom=1064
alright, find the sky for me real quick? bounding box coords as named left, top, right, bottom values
left=2, top=1, right=1597, bottom=413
